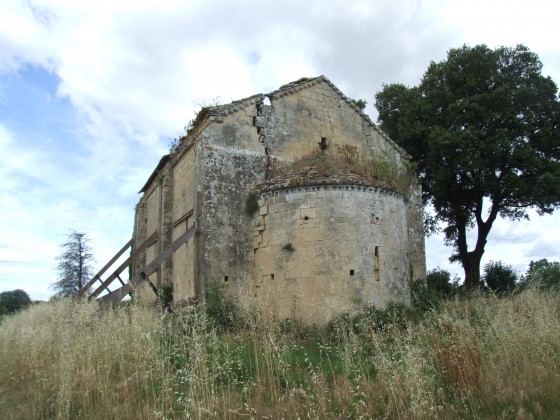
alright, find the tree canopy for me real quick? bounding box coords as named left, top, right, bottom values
left=51, top=230, right=95, bottom=298
left=521, top=258, right=560, bottom=291
left=482, top=260, right=518, bottom=296
left=375, top=44, right=560, bottom=288
left=0, top=289, right=32, bottom=315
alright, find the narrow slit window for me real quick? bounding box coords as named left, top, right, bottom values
left=224, top=276, right=229, bottom=282
left=350, top=269, right=355, bottom=276
left=374, top=246, right=380, bottom=281
left=271, top=274, right=275, bottom=280
left=319, top=137, right=328, bottom=151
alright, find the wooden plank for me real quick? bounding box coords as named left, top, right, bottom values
left=128, top=224, right=196, bottom=287
left=97, top=283, right=134, bottom=310
left=88, top=231, right=158, bottom=300
left=78, top=239, right=133, bottom=297
left=172, top=209, right=194, bottom=228
left=97, top=225, right=196, bottom=310
left=88, top=257, right=131, bottom=299
left=116, top=274, right=125, bottom=286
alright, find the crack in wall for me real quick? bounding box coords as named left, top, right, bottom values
left=256, top=96, right=273, bottom=180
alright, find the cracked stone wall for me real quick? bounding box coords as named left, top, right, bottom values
left=131, top=76, right=426, bottom=319
left=198, top=100, right=267, bottom=293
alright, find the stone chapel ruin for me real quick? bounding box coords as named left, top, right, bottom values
left=81, top=76, right=426, bottom=324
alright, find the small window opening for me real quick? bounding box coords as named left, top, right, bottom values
left=224, top=276, right=229, bottom=282
left=350, top=269, right=355, bottom=276
left=304, top=216, right=309, bottom=220
left=271, top=274, right=275, bottom=280
left=319, top=137, right=328, bottom=151
left=374, top=246, right=380, bottom=281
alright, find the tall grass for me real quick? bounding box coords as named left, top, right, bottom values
left=1, top=289, right=559, bottom=418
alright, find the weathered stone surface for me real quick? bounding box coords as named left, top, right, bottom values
left=252, top=184, right=411, bottom=324
left=131, top=76, right=426, bottom=323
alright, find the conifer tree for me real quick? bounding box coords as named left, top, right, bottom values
left=51, top=230, right=95, bottom=297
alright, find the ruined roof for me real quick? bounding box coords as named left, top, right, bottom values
left=139, top=76, right=409, bottom=194
left=139, top=154, right=170, bottom=193
left=254, top=162, right=402, bottom=196
left=208, top=93, right=265, bottom=118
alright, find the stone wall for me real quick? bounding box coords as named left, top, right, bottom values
left=170, top=148, right=197, bottom=299
left=130, top=76, right=425, bottom=320
left=197, top=100, right=267, bottom=296
left=252, top=184, right=410, bottom=324
left=264, top=79, right=404, bottom=162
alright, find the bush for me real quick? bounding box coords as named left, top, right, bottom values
left=204, top=278, right=249, bottom=331
left=427, top=268, right=454, bottom=296
left=482, top=260, right=518, bottom=296
left=521, top=259, right=560, bottom=291
left=0, top=289, right=32, bottom=315
left=411, top=278, right=444, bottom=312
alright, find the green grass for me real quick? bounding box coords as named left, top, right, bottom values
left=0, top=288, right=559, bottom=418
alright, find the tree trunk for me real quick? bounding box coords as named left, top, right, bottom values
left=456, top=200, right=499, bottom=290
left=462, top=252, right=483, bottom=289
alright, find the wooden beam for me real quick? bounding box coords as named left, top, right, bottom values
left=78, top=239, right=133, bottom=297
left=97, top=224, right=196, bottom=310
left=97, top=283, right=134, bottom=310
left=88, top=258, right=131, bottom=299
left=88, top=231, right=158, bottom=300
left=128, top=224, right=196, bottom=287
left=172, top=209, right=194, bottom=228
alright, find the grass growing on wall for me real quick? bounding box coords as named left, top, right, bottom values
left=269, top=145, right=417, bottom=195
left=1, top=288, right=559, bottom=418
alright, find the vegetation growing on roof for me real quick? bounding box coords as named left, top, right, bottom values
left=169, top=98, right=222, bottom=154
left=267, top=145, right=417, bottom=195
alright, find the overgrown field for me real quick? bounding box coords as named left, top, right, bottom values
left=1, top=288, right=559, bottom=418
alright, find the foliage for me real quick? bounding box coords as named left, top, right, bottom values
left=282, top=242, right=295, bottom=252
left=0, top=289, right=31, bottom=315
left=50, top=230, right=95, bottom=298
left=271, top=144, right=417, bottom=195
left=482, top=260, right=518, bottom=296
left=521, top=258, right=560, bottom=291
left=160, top=284, right=174, bottom=304
left=375, top=44, right=560, bottom=288
left=169, top=97, right=222, bottom=154
left=204, top=278, right=250, bottom=331
left=2, top=288, right=559, bottom=418
left=244, top=193, right=259, bottom=216
left=410, top=278, right=444, bottom=312
left=351, top=98, right=367, bottom=110
left=427, top=267, right=456, bottom=297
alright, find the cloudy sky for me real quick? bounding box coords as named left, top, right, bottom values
left=1, top=0, right=559, bottom=300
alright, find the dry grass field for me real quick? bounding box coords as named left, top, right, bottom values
left=1, top=286, right=559, bottom=419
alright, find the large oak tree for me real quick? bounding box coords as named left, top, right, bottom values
left=375, top=45, right=560, bottom=288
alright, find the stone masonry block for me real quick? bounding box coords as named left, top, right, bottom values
left=310, top=198, right=323, bottom=207
left=300, top=208, right=316, bottom=220
left=337, top=206, right=356, bottom=218
left=315, top=207, right=326, bottom=218
left=259, top=205, right=269, bottom=216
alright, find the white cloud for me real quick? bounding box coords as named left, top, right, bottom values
left=0, top=0, right=558, bottom=299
